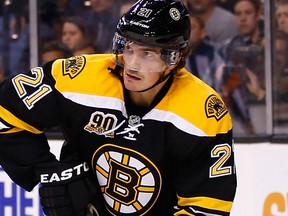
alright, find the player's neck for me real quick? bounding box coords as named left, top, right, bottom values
left=128, top=81, right=166, bottom=107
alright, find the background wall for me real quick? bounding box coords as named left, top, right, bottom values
left=232, top=143, right=288, bottom=216
left=1, top=141, right=288, bottom=216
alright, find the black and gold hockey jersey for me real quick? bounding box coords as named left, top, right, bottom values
left=0, top=54, right=236, bottom=215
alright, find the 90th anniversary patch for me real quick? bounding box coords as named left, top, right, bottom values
left=205, top=94, right=228, bottom=121
left=62, top=55, right=86, bottom=79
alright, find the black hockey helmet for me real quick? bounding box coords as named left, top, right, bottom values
left=112, top=0, right=191, bottom=65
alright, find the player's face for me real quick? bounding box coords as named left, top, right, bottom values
left=62, top=22, right=84, bottom=51
left=122, top=42, right=167, bottom=91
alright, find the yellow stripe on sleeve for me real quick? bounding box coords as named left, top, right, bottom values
left=177, top=195, right=233, bottom=213
left=0, top=105, right=42, bottom=134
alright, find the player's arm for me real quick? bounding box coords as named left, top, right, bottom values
left=0, top=60, right=62, bottom=190
left=0, top=60, right=108, bottom=215
left=171, top=119, right=236, bottom=215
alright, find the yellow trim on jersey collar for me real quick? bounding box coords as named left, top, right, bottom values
left=177, top=195, right=233, bottom=213
left=0, top=105, right=42, bottom=134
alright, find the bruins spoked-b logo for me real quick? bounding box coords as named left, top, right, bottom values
left=92, top=144, right=162, bottom=215
left=63, top=55, right=86, bottom=79
left=205, top=94, right=228, bottom=121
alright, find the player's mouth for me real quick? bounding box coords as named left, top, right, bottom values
left=125, top=71, right=142, bottom=81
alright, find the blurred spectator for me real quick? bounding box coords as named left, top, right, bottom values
left=218, top=0, right=264, bottom=86
left=185, top=14, right=223, bottom=87
left=73, top=43, right=97, bottom=56
left=276, top=0, right=288, bottom=33
left=273, top=30, right=288, bottom=128
left=217, top=0, right=235, bottom=12
left=61, top=16, right=97, bottom=55
left=60, top=0, right=91, bottom=17
left=38, top=0, right=65, bottom=41
left=183, top=0, right=239, bottom=50
left=273, top=30, right=288, bottom=102
left=41, top=40, right=70, bottom=64
left=0, top=0, right=30, bottom=77
left=0, top=56, right=5, bottom=82
left=216, top=0, right=265, bottom=135
left=83, top=0, right=121, bottom=53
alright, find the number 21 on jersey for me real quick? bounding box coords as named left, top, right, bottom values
left=210, top=143, right=234, bottom=178
left=12, top=67, right=52, bottom=110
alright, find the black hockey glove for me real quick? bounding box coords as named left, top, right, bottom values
left=35, top=160, right=104, bottom=216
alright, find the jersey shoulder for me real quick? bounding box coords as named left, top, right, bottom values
left=157, top=68, right=232, bottom=136
left=50, top=54, right=123, bottom=99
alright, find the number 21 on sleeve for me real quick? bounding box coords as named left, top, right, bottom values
left=12, top=67, right=52, bottom=110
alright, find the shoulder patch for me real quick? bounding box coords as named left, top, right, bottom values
left=205, top=94, right=228, bottom=121
left=62, top=55, right=86, bottom=79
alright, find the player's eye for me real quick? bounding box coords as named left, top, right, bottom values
left=141, top=51, right=152, bottom=58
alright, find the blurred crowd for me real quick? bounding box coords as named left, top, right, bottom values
left=0, top=0, right=287, bottom=136
left=0, top=0, right=134, bottom=76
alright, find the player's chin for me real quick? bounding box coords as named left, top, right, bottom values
left=124, top=81, right=145, bottom=92
left=124, top=83, right=141, bottom=92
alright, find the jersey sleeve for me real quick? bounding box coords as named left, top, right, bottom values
left=168, top=94, right=236, bottom=216
left=0, top=61, right=62, bottom=191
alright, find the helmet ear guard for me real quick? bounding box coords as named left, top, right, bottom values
left=160, top=49, right=181, bottom=66
left=112, top=33, right=126, bottom=67
left=112, top=33, right=126, bottom=55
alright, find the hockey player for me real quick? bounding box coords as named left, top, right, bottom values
left=0, top=0, right=237, bottom=215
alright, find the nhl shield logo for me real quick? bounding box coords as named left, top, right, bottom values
left=63, top=55, right=86, bottom=79
left=205, top=94, right=228, bottom=121
left=128, top=115, right=141, bottom=126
